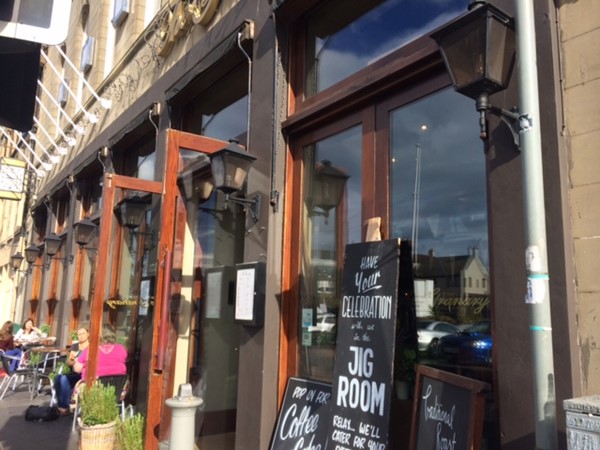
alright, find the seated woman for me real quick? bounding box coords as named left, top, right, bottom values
left=14, top=318, right=42, bottom=344
left=0, top=321, right=23, bottom=372
left=53, top=326, right=89, bottom=411
left=55, top=324, right=127, bottom=415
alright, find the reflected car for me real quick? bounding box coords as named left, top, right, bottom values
left=417, top=320, right=460, bottom=353
left=437, top=321, right=492, bottom=366
left=308, top=313, right=336, bottom=333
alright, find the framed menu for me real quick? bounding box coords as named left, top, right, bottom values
left=234, top=261, right=265, bottom=326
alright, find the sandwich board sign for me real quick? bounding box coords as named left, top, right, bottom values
left=326, top=239, right=401, bottom=450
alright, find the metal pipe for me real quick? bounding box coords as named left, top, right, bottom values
left=513, top=1, right=557, bottom=448
left=237, top=31, right=252, bottom=152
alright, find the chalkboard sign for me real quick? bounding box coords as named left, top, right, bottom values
left=409, top=365, right=490, bottom=450
left=270, top=377, right=332, bottom=450
left=327, top=239, right=401, bottom=450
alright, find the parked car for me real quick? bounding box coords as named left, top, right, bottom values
left=436, top=321, right=492, bottom=366
left=417, top=320, right=460, bottom=353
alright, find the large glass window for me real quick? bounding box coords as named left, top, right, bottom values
left=299, top=125, right=363, bottom=381
left=388, top=88, right=491, bottom=369
left=303, top=0, right=465, bottom=97
left=176, top=67, right=250, bottom=449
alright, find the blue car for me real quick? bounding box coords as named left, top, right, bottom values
left=437, top=321, right=492, bottom=366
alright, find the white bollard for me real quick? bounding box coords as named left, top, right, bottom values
left=165, top=384, right=204, bottom=450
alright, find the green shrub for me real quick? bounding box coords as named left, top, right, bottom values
left=80, top=383, right=119, bottom=426
left=49, top=361, right=71, bottom=381
left=117, top=413, right=145, bottom=450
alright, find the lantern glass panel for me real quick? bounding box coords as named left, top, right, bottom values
left=210, top=147, right=255, bottom=195
left=45, top=234, right=62, bottom=256
left=10, top=253, right=24, bottom=270
left=25, top=244, right=40, bottom=264
left=74, top=219, right=97, bottom=246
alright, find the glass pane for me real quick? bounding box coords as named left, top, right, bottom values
left=389, top=88, right=496, bottom=447
left=201, top=96, right=248, bottom=142
left=176, top=154, right=246, bottom=449
left=299, top=125, right=362, bottom=382
left=305, top=0, right=465, bottom=96
left=102, top=190, right=160, bottom=418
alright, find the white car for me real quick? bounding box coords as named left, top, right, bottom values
left=417, top=320, right=460, bottom=352
left=308, top=313, right=337, bottom=333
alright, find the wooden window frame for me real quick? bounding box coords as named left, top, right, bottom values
left=280, top=9, right=451, bottom=399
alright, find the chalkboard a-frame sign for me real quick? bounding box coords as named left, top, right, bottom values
left=269, top=377, right=332, bottom=450
left=409, top=364, right=490, bottom=450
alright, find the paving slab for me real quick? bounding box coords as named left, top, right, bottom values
left=0, top=380, right=78, bottom=450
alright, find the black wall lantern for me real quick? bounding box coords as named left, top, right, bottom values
left=24, top=243, right=42, bottom=265
left=209, top=140, right=261, bottom=223
left=114, top=194, right=151, bottom=230
left=73, top=217, right=97, bottom=249
left=44, top=233, right=73, bottom=266
left=11, top=247, right=43, bottom=274
left=44, top=233, right=63, bottom=257
left=177, top=155, right=214, bottom=204
left=114, top=194, right=155, bottom=250
left=312, top=160, right=349, bottom=214
left=9, top=252, right=25, bottom=273
left=431, top=0, right=520, bottom=149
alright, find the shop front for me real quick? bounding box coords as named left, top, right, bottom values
left=17, top=1, right=576, bottom=449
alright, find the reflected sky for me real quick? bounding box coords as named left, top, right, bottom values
left=390, top=88, right=488, bottom=266
left=311, top=0, right=466, bottom=93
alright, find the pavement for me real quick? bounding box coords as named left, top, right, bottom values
left=0, top=376, right=78, bottom=450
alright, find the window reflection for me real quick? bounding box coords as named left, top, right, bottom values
left=300, top=125, right=362, bottom=382
left=305, top=0, right=465, bottom=97
left=390, top=88, right=491, bottom=374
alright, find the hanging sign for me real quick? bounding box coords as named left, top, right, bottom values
left=0, top=158, right=26, bottom=200
left=326, top=239, right=401, bottom=450
left=270, top=377, right=332, bottom=450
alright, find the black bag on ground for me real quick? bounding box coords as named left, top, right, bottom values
left=24, top=405, right=60, bottom=422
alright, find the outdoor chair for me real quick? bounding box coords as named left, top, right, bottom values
left=71, top=374, right=130, bottom=432
left=0, top=350, right=36, bottom=400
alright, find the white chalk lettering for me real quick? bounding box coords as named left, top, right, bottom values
left=337, top=376, right=385, bottom=416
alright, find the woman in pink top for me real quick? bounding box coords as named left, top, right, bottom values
left=57, top=324, right=127, bottom=415
left=75, top=324, right=127, bottom=380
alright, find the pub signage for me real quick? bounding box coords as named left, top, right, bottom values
left=270, top=377, right=332, bottom=450
left=327, top=239, right=401, bottom=450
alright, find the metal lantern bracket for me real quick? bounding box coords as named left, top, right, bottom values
left=476, top=92, right=521, bottom=151
left=46, top=253, right=74, bottom=268
left=224, top=193, right=261, bottom=223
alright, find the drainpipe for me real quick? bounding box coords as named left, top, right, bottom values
left=513, top=1, right=557, bottom=449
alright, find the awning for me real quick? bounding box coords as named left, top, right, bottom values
left=0, top=36, right=40, bottom=131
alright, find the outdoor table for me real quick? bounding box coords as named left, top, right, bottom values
left=16, top=337, right=57, bottom=353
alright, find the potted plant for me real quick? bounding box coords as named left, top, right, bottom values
left=117, top=412, right=145, bottom=450
left=79, top=382, right=119, bottom=450
left=39, top=324, right=51, bottom=337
